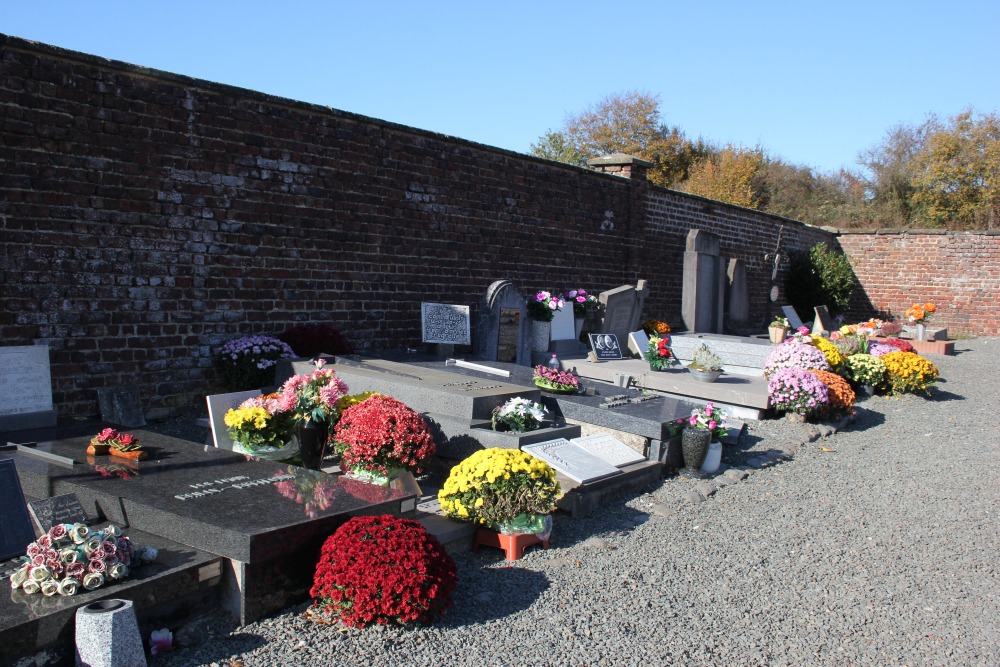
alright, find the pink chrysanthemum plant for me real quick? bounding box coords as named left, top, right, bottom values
left=278, top=358, right=349, bottom=425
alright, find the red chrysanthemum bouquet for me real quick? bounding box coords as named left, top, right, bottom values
left=333, top=395, right=436, bottom=484
left=309, top=515, right=457, bottom=627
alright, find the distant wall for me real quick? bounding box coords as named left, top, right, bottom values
left=839, top=230, right=1000, bottom=336
left=1, top=34, right=836, bottom=418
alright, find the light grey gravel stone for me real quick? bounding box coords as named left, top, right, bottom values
left=683, top=489, right=706, bottom=504
left=724, top=468, right=750, bottom=481
left=695, top=482, right=717, bottom=497
left=151, top=338, right=1000, bottom=667
left=713, top=475, right=733, bottom=488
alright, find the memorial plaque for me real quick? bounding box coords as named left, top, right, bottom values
left=0, top=345, right=56, bottom=430
left=627, top=330, right=649, bottom=358
left=97, top=385, right=146, bottom=428
left=588, top=334, right=623, bottom=361
left=781, top=305, right=806, bottom=331
left=421, top=303, right=471, bottom=345
left=27, top=493, right=88, bottom=533
left=206, top=390, right=261, bottom=450
left=549, top=305, right=577, bottom=341
left=0, top=459, right=36, bottom=560
left=571, top=434, right=646, bottom=467
left=523, top=438, right=622, bottom=484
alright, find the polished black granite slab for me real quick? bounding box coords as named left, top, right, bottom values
left=2, top=430, right=416, bottom=564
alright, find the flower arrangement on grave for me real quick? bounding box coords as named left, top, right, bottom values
left=87, top=428, right=148, bottom=460
left=642, top=319, right=671, bottom=336
left=789, top=326, right=813, bottom=343
left=491, top=397, right=547, bottom=432
left=224, top=392, right=295, bottom=454
left=845, top=353, right=889, bottom=390
left=767, top=368, right=830, bottom=417
left=832, top=334, right=862, bottom=357
left=332, top=395, right=435, bottom=483
left=560, top=289, right=600, bottom=318
left=278, top=359, right=349, bottom=425
left=770, top=316, right=790, bottom=330
left=526, top=290, right=564, bottom=322
left=438, top=448, right=560, bottom=530
left=216, top=335, right=295, bottom=391
left=273, top=467, right=343, bottom=519
left=645, top=334, right=674, bottom=370
left=309, top=515, right=457, bottom=628
left=905, top=302, right=936, bottom=324
left=878, top=320, right=903, bottom=337
left=808, top=336, right=845, bottom=372
left=881, top=351, right=939, bottom=394
left=532, top=365, right=581, bottom=392
left=277, top=323, right=353, bottom=358
left=867, top=340, right=896, bottom=358
left=9, top=523, right=156, bottom=597
left=809, top=370, right=856, bottom=418
left=678, top=402, right=730, bottom=441
left=883, top=337, right=915, bottom=353
left=763, top=341, right=830, bottom=379
left=689, top=343, right=724, bottom=372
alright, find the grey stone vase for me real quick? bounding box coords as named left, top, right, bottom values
left=681, top=429, right=712, bottom=476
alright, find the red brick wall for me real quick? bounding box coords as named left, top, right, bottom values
left=838, top=230, right=1000, bottom=336
left=1, top=35, right=842, bottom=417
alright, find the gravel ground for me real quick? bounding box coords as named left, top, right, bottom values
left=150, top=338, right=998, bottom=667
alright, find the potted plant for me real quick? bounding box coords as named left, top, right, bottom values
left=677, top=402, right=730, bottom=475
left=532, top=364, right=581, bottom=393
left=560, top=288, right=600, bottom=337
left=88, top=428, right=149, bottom=461
left=333, top=394, right=436, bottom=485
left=808, top=370, right=857, bottom=418
left=845, top=353, right=889, bottom=395
left=223, top=392, right=296, bottom=460
left=641, top=319, right=671, bottom=337
left=881, top=350, right=939, bottom=395
left=767, top=368, right=830, bottom=422
left=526, top=291, right=564, bottom=352
left=645, top=334, right=674, bottom=371
left=763, top=341, right=830, bottom=378
left=215, top=335, right=295, bottom=391
left=438, top=448, right=560, bottom=560
left=491, top=397, right=547, bottom=432
left=904, top=302, right=936, bottom=341
left=768, top=316, right=789, bottom=344
left=277, top=359, right=349, bottom=469
left=687, top=343, right=724, bottom=382
left=309, top=515, right=456, bottom=627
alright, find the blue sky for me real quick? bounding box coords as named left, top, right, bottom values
left=4, top=1, right=998, bottom=175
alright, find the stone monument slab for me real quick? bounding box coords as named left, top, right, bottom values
left=726, top=257, right=750, bottom=330
left=812, top=305, right=835, bottom=335
left=26, top=492, right=88, bottom=533
left=599, top=281, right=648, bottom=345
left=781, top=305, right=806, bottom=331
left=627, top=330, right=649, bottom=358
left=571, top=434, right=646, bottom=467
left=682, top=230, right=725, bottom=333
left=522, top=438, right=622, bottom=484
left=96, top=385, right=147, bottom=428
left=421, top=303, right=471, bottom=345
left=206, top=390, right=261, bottom=450
left=549, top=304, right=577, bottom=341
left=0, top=459, right=36, bottom=560
left=474, top=280, right=532, bottom=365
left=0, top=345, right=56, bottom=431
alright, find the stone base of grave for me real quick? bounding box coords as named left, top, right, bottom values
left=667, top=332, right=772, bottom=377
left=0, top=528, right=222, bottom=667
left=554, top=460, right=662, bottom=518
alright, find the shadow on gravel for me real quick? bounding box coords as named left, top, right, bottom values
left=926, top=388, right=965, bottom=402
left=439, top=566, right=550, bottom=627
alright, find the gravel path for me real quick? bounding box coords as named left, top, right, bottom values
left=152, top=339, right=999, bottom=667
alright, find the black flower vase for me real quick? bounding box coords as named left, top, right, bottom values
left=681, top=429, right=711, bottom=478
left=297, top=420, right=329, bottom=470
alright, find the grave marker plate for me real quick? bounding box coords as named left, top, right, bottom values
left=813, top=305, right=835, bottom=335
left=0, top=459, right=36, bottom=560
left=781, top=305, right=805, bottom=331
left=0, top=345, right=56, bottom=430
left=523, top=438, right=622, bottom=484
left=588, top=334, right=623, bottom=361
left=627, top=330, right=649, bottom=358
left=571, top=434, right=646, bottom=467
left=27, top=493, right=87, bottom=533
left=421, top=303, right=471, bottom=345
left=206, top=390, right=262, bottom=450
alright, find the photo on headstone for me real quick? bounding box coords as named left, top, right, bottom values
left=588, top=334, right=623, bottom=361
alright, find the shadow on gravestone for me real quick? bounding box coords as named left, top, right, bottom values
left=0, top=459, right=37, bottom=560
left=474, top=280, right=531, bottom=366
left=725, top=257, right=752, bottom=334
left=97, top=386, right=147, bottom=428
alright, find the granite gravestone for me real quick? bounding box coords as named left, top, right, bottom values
left=599, top=281, right=648, bottom=346
left=588, top=334, right=623, bottom=361
left=812, top=305, right=835, bottom=335
left=627, top=330, right=650, bottom=359
left=781, top=305, right=806, bottom=331
left=421, top=303, right=471, bottom=345
left=522, top=438, right=622, bottom=484
left=97, top=385, right=147, bottom=428
left=571, top=434, right=646, bottom=467
left=726, top=258, right=750, bottom=332
left=682, top=230, right=725, bottom=333
left=474, top=280, right=531, bottom=365
left=0, top=345, right=57, bottom=431
left=0, top=459, right=36, bottom=560
left=27, top=493, right=88, bottom=533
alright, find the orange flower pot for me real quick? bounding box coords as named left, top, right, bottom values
left=472, top=528, right=550, bottom=561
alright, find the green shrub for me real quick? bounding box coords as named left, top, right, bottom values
left=786, top=242, right=857, bottom=317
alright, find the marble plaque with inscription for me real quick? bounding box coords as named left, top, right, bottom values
left=0, top=345, right=54, bottom=416
left=27, top=493, right=88, bottom=532
left=571, top=434, right=646, bottom=468
left=422, top=303, right=471, bottom=345
left=523, top=438, right=622, bottom=484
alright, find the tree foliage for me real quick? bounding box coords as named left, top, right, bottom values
left=681, top=145, right=768, bottom=210
left=786, top=243, right=858, bottom=318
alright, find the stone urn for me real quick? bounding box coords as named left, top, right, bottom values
left=681, top=429, right=712, bottom=477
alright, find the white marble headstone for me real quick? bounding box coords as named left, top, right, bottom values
left=522, top=438, right=622, bottom=484
left=571, top=434, right=646, bottom=468
left=549, top=305, right=576, bottom=341
left=627, top=330, right=649, bottom=358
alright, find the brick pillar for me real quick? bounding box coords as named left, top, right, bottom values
left=587, top=153, right=653, bottom=181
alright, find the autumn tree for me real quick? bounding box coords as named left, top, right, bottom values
left=530, top=91, right=709, bottom=187
left=681, top=145, right=768, bottom=210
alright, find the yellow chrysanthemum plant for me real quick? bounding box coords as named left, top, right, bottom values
left=881, top=351, right=939, bottom=395
left=223, top=392, right=295, bottom=453
left=808, top=335, right=846, bottom=374
left=438, top=448, right=561, bottom=533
